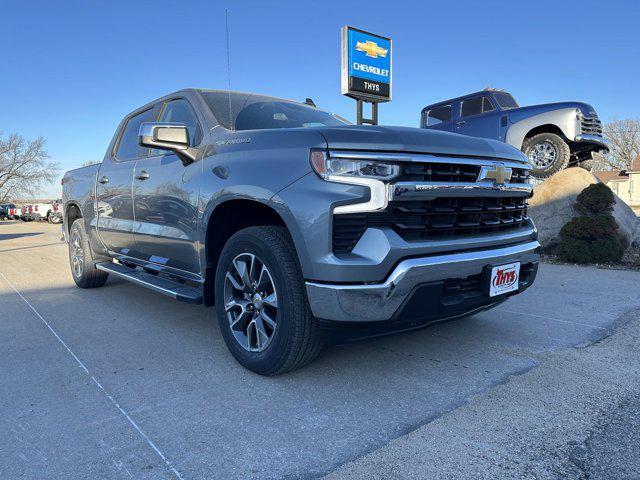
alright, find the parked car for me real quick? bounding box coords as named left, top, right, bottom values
left=62, top=88, right=540, bottom=375
left=420, top=90, right=609, bottom=178
left=48, top=201, right=63, bottom=223
left=20, top=205, right=33, bottom=221
left=17, top=202, right=58, bottom=222
left=0, top=203, right=15, bottom=220
left=7, top=206, right=21, bottom=220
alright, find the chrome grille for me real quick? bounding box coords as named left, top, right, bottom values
left=328, top=151, right=533, bottom=255
left=397, top=162, right=530, bottom=184
left=580, top=115, right=603, bottom=136
left=333, top=196, right=530, bottom=254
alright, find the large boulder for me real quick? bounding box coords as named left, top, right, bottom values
left=528, top=167, right=638, bottom=248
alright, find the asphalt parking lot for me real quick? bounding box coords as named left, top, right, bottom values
left=2, top=220, right=640, bottom=480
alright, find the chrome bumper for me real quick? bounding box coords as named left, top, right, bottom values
left=305, top=240, right=540, bottom=322
left=575, top=134, right=610, bottom=151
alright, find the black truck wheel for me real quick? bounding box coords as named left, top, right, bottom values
left=214, top=226, right=323, bottom=375
left=522, top=133, right=570, bottom=178
left=68, top=220, right=109, bottom=288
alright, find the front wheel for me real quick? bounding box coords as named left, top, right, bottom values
left=522, top=132, right=571, bottom=178
left=214, top=226, right=323, bottom=375
left=68, top=220, right=109, bottom=288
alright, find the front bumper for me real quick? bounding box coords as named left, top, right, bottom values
left=306, top=240, right=540, bottom=322
left=574, top=134, right=610, bottom=152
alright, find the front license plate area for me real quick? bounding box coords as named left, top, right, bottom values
left=488, top=262, right=520, bottom=297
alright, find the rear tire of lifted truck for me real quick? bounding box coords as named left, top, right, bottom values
left=214, top=226, right=323, bottom=375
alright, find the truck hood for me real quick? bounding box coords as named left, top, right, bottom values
left=313, top=125, right=527, bottom=163
left=508, top=101, right=597, bottom=122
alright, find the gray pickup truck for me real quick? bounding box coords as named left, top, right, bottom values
left=62, top=88, right=540, bottom=375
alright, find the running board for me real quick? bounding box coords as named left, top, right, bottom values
left=95, top=262, right=203, bottom=304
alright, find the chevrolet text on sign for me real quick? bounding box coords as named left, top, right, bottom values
left=341, top=26, right=392, bottom=102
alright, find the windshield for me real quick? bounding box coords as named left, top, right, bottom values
left=201, top=91, right=349, bottom=131
left=493, top=92, right=519, bottom=110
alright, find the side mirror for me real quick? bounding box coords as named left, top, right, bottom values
left=139, top=122, right=197, bottom=165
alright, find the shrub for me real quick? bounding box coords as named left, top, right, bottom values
left=559, top=214, right=619, bottom=241
left=558, top=183, right=626, bottom=264
left=590, top=238, right=626, bottom=263
left=558, top=238, right=593, bottom=264
left=558, top=236, right=625, bottom=264
left=574, top=182, right=615, bottom=215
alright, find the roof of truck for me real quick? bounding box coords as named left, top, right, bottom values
left=422, top=90, right=512, bottom=112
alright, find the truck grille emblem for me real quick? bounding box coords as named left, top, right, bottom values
left=479, top=164, right=512, bottom=185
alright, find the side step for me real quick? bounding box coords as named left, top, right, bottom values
left=95, top=262, right=203, bottom=304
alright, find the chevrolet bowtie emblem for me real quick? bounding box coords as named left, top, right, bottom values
left=355, top=40, right=388, bottom=58
left=479, top=164, right=512, bottom=185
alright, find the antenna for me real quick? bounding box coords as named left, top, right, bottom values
left=225, top=9, right=233, bottom=131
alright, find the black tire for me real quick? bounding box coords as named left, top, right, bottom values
left=68, top=220, right=109, bottom=288
left=522, top=132, right=570, bottom=179
left=214, top=226, right=323, bottom=375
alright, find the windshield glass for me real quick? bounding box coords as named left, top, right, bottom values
left=493, top=92, right=519, bottom=110
left=201, top=91, right=350, bottom=131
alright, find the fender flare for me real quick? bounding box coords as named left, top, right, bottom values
left=199, top=188, right=311, bottom=278
left=505, top=108, right=579, bottom=150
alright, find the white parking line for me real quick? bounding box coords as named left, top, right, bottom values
left=497, top=308, right=609, bottom=331
left=0, top=271, right=185, bottom=480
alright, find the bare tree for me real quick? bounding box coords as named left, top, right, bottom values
left=602, top=119, right=640, bottom=170
left=0, top=134, right=59, bottom=202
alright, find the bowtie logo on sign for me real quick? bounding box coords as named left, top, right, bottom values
left=355, top=40, right=388, bottom=59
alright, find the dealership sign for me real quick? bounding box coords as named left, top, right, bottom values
left=341, top=26, right=392, bottom=102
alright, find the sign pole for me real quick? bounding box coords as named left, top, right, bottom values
left=356, top=99, right=379, bottom=126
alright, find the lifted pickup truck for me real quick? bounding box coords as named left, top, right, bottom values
left=421, top=90, right=609, bottom=178
left=62, top=88, right=539, bottom=375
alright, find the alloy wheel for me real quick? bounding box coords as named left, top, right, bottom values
left=528, top=141, right=558, bottom=169
left=70, top=229, right=85, bottom=278
left=223, top=253, right=278, bottom=352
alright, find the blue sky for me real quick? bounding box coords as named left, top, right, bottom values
left=1, top=0, right=638, bottom=197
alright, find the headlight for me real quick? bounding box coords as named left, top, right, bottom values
left=310, top=150, right=399, bottom=181
left=309, top=150, right=396, bottom=214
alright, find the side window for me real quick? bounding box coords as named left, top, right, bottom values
left=427, top=105, right=452, bottom=126
left=158, top=99, right=202, bottom=146
left=482, top=97, right=494, bottom=113
left=115, top=107, right=158, bottom=161
left=461, top=96, right=483, bottom=117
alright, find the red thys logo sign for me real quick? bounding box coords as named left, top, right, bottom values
left=492, top=267, right=517, bottom=288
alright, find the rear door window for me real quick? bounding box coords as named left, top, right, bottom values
left=115, top=107, right=160, bottom=161
left=426, top=105, right=452, bottom=126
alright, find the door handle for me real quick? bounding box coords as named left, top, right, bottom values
left=135, top=171, right=150, bottom=181
left=98, top=175, right=109, bottom=184
left=456, top=121, right=466, bottom=126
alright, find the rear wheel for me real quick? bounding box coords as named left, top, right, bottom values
left=68, top=220, right=109, bottom=288
left=522, top=132, right=570, bottom=178
left=214, top=226, right=323, bottom=375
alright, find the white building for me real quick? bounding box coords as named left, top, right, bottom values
left=594, top=155, right=640, bottom=212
